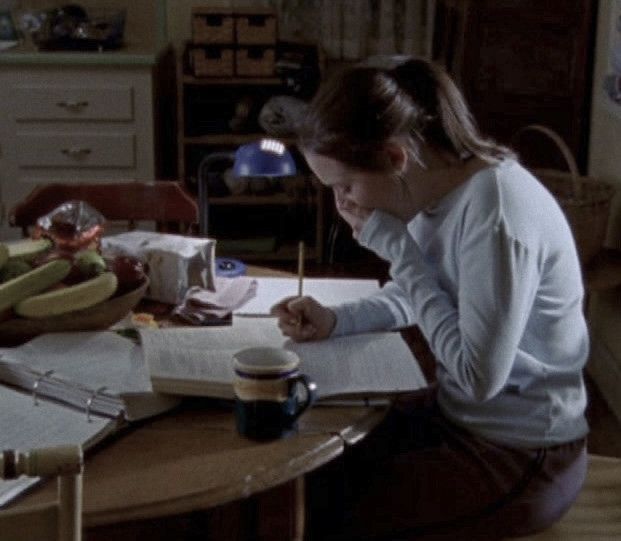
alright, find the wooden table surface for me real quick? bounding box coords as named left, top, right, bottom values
left=7, top=264, right=390, bottom=540
left=13, top=400, right=385, bottom=532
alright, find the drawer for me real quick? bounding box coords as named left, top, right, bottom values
left=235, top=12, right=277, bottom=45
left=192, top=9, right=235, bottom=44
left=236, top=47, right=275, bottom=77
left=15, top=132, right=135, bottom=168
left=189, top=46, right=235, bottom=77
left=12, top=86, right=134, bottom=121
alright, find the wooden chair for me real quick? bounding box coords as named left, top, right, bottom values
left=515, top=454, right=621, bottom=540
left=0, top=445, right=83, bottom=541
left=9, top=181, right=199, bottom=237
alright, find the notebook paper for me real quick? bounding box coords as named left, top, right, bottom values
left=234, top=277, right=380, bottom=316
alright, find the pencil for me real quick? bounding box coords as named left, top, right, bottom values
left=297, top=240, right=305, bottom=297
left=296, top=241, right=305, bottom=331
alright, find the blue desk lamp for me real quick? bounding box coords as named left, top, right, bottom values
left=197, top=138, right=297, bottom=237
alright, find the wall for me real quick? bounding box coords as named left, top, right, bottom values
left=587, top=0, right=621, bottom=422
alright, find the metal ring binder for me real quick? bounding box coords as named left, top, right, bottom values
left=85, top=386, right=108, bottom=422
left=32, top=370, right=55, bottom=406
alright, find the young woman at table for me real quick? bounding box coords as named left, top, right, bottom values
left=271, top=57, right=589, bottom=540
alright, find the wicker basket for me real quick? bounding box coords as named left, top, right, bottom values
left=513, top=125, right=615, bottom=265
left=191, top=8, right=235, bottom=44
left=189, top=46, right=234, bottom=77
left=235, top=10, right=277, bottom=45
left=235, top=47, right=275, bottom=77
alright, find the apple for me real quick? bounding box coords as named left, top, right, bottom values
left=112, top=255, right=146, bottom=294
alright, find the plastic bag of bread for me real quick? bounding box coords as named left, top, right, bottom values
left=34, top=200, right=106, bottom=255
left=101, top=231, right=216, bottom=305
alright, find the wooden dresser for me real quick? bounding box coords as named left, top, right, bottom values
left=0, top=47, right=163, bottom=239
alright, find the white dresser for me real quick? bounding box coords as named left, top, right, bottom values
left=0, top=51, right=160, bottom=239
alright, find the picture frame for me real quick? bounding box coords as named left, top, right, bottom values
left=0, top=10, right=17, bottom=42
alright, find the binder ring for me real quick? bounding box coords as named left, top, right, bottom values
left=85, top=386, right=108, bottom=422
left=32, top=370, right=55, bottom=406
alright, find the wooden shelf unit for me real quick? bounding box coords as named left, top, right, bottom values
left=176, top=54, right=324, bottom=263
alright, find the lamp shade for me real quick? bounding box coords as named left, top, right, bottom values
left=233, top=139, right=297, bottom=178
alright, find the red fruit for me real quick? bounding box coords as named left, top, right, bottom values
left=112, top=255, right=146, bottom=293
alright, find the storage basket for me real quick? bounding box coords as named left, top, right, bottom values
left=189, top=46, right=234, bottom=77
left=236, top=47, right=275, bottom=77
left=513, top=125, right=615, bottom=265
left=191, top=8, right=234, bottom=44
left=235, top=10, right=277, bottom=45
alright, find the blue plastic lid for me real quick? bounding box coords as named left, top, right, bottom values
left=215, top=257, right=247, bottom=278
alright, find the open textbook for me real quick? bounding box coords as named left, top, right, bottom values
left=141, top=316, right=427, bottom=401
left=0, top=332, right=180, bottom=507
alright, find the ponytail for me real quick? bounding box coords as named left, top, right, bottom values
left=298, top=57, right=513, bottom=170
left=390, top=59, right=514, bottom=163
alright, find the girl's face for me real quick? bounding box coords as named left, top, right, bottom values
left=303, top=151, right=400, bottom=216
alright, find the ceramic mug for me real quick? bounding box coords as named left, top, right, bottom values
left=233, top=347, right=317, bottom=440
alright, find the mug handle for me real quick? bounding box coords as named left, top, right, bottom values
left=288, top=374, right=317, bottom=419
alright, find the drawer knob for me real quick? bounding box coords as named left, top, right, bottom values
left=56, top=100, right=89, bottom=111
left=61, top=148, right=92, bottom=158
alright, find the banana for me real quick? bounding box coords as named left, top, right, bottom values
left=6, top=238, right=52, bottom=262
left=0, top=259, right=71, bottom=312
left=0, top=243, right=8, bottom=269
left=16, top=271, right=118, bottom=319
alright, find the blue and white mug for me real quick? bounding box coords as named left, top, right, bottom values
left=233, top=347, right=317, bottom=440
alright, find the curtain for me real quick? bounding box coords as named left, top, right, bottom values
left=275, top=0, right=432, bottom=61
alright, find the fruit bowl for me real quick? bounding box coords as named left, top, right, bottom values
left=0, top=277, right=149, bottom=346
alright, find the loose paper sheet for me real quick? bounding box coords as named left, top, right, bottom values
left=234, top=277, right=380, bottom=316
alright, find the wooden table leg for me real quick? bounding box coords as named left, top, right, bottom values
left=293, top=476, right=305, bottom=541
left=255, top=476, right=306, bottom=541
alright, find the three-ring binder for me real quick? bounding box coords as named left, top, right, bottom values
left=85, top=387, right=108, bottom=422
left=32, top=370, right=55, bottom=406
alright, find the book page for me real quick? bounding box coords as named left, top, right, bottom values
left=141, top=317, right=287, bottom=397
left=0, top=385, right=115, bottom=507
left=234, top=277, right=380, bottom=316
left=141, top=317, right=426, bottom=400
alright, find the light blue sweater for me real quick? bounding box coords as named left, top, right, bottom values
left=330, top=160, right=589, bottom=448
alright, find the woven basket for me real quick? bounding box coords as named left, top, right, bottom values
left=513, top=125, right=615, bottom=265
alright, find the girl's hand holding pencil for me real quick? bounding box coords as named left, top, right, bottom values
left=271, top=241, right=336, bottom=341
left=270, top=295, right=336, bottom=342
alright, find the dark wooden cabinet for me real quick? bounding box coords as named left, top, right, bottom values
left=432, top=0, right=598, bottom=173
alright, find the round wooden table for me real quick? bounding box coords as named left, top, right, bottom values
left=12, top=399, right=385, bottom=540
left=9, top=265, right=388, bottom=540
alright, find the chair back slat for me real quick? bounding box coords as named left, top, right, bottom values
left=9, top=181, right=198, bottom=236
